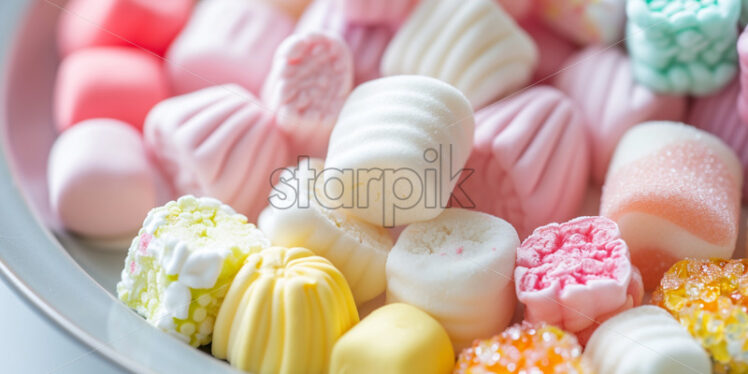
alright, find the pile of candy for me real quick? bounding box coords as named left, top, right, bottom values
left=45, top=0, right=748, bottom=373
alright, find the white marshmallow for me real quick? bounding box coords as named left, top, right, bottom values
left=381, top=0, right=538, bottom=108
left=385, top=208, right=519, bottom=351
left=324, top=75, right=475, bottom=227
left=584, top=306, right=712, bottom=374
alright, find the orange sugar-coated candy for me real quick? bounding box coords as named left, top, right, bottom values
left=453, top=322, right=590, bottom=374
left=652, top=258, right=748, bottom=373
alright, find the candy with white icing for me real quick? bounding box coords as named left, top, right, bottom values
left=117, top=195, right=269, bottom=346
left=48, top=119, right=158, bottom=239
left=144, top=84, right=290, bottom=221
left=584, top=306, right=712, bottom=374
left=386, top=208, right=519, bottom=351
left=381, top=0, right=538, bottom=108
left=258, top=158, right=393, bottom=305
left=324, top=75, right=475, bottom=227
left=262, top=32, right=353, bottom=158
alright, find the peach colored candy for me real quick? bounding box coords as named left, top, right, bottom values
left=57, top=0, right=194, bottom=57
left=521, top=19, right=579, bottom=83
left=165, top=0, right=294, bottom=96
left=689, top=80, right=748, bottom=202
left=515, top=216, right=644, bottom=344
left=144, top=84, right=290, bottom=221
left=496, top=0, right=534, bottom=21
left=738, top=28, right=748, bottom=124
left=54, top=47, right=169, bottom=132
left=48, top=119, right=158, bottom=239
left=555, top=47, right=687, bottom=184
left=334, top=0, right=418, bottom=25
left=460, top=86, right=589, bottom=239
left=262, top=32, right=353, bottom=158
left=296, top=0, right=395, bottom=85
left=601, top=122, right=743, bottom=290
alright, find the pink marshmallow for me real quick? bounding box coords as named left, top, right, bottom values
left=689, top=80, right=748, bottom=202
left=57, top=0, right=194, bottom=57
left=262, top=32, right=353, bottom=158
left=460, top=86, right=589, bottom=238
left=554, top=47, right=687, bottom=184
left=165, top=0, right=294, bottom=96
left=48, top=119, right=158, bottom=239
left=297, top=0, right=395, bottom=85
left=738, top=28, right=748, bottom=124
left=334, top=0, right=418, bottom=25
left=54, top=47, right=169, bottom=132
left=521, top=19, right=579, bottom=83
left=515, top=216, right=642, bottom=342
left=144, top=84, right=291, bottom=221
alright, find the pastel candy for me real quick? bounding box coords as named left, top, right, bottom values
left=330, top=303, right=454, bottom=374
left=258, top=158, right=393, bottom=305
left=57, top=0, right=193, bottom=57
left=381, top=0, right=538, bottom=109
left=334, top=0, right=418, bottom=25
left=689, top=80, right=748, bottom=201
left=584, top=306, right=712, bottom=374
left=144, top=85, right=290, bottom=221
left=555, top=47, right=687, bottom=184
left=515, top=216, right=644, bottom=342
left=521, top=20, right=579, bottom=83
left=324, top=76, right=475, bottom=227
left=251, top=0, right=313, bottom=18
left=386, top=208, right=519, bottom=351
left=54, top=47, right=169, bottom=132
left=537, top=0, right=626, bottom=45
left=262, top=32, right=353, bottom=158
left=496, top=0, right=534, bottom=21
left=48, top=119, right=158, bottom=239
left=117, top=195, right=270, bottom=346
left=738, top=27, right=748, bottom=123
left=461, top=86, right=589, bottom=238
left=296, top=0, right=395, bottom=85
left=626, top=0, right=740, bottom=95
left=213, top=247, right=359, bottom=374
left=165, top=0, right=294, bottom=95
left=601, top=121, right=743, bottom=290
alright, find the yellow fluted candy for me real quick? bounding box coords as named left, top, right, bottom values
left=330, top=303, right=454, bottom=374
left=213, top=246, right=359, bottom=374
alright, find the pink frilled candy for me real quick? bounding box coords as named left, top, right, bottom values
left=48, top=119, right=158, bottom=239
left=738, top=28, right=748, bottom=124
left=555, top=47, right=687, bottom=184
left=460, top=86, right=589, bottom=239
left=144, top=84, right=290, bottom=221
left=57, top=0, right=194, bottom=57
left=521, top=20, right=579, bottom=83
left=689, top=80, right=748, bottom=201
left=165, top=0, right=294, bottom=96
left=262, top=32, right=353, bottom=158
left=515, top=216, right=644, bottom=343
left=297, top=0, right=394, bottom=85
left=54, top=47, right=169, bottom=132
left=334, top=0, right=418, bottom=25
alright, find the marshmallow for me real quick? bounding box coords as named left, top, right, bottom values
left=165, top=0, right=294, bottom=95
left=627, top=0, right=740, bottom=95
left=213, top=247, right=359, bottom=374
left=496, top=0, right=534, bottom=21
left=461, top=86, right=589, bottom=238
left=117, top=195, right=270, bottom=346
left=48, top=119, right=158, bottom=239
left=521, top=19, right=579, bottom=83
left=54, top=47, right=169, bottom=132
left=330, top=303, right=454, bottom=374
left=738, top=27, right=748, bottom=124
left=537, top=0, right=626, bottom=45
left=555, top=47, right=687, bottom=184
left=296, top=0, right=395, bottom=85
left=381, top=0, right=538, bottom=109
left=386, top=208, right=519, bottom=351
left=515, top=216, right=643, bottom=342
left=258, top=158, right=393, bottom=305
left=57, top=0, right=194, bottom=57
left=689, top=80, right=748, bottom=201
left=251, top=0, right=312, bottom=18
left=144, top=85, right=290, bottom=221
left=324, top=76, right=475, bottom=227
left=262, top=32, right=353, bottom=158
left=584, top=306, right=712, bottom=374
left=601, top=122, right=743, bottom=290
left=334, top=0, right=418, bottom=25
